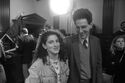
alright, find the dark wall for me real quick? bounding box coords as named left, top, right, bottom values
left=0, top=0, right=10, bottom=38
left=102, top=0, right=115, bottom=35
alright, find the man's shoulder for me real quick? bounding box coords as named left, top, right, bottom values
left=90, top=35, right=99, bottom=40
left=65, top=35, right=78, bottom=42
left=29, top=58, right=43, bottom=73
left=113, top=30, right=125, bottom=37
left=65, top=34, right=78, bottom=39
left=113, top=30, right=122, bottom=35
left=65, top=34, right=99, bottom=41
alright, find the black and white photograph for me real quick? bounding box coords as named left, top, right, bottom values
left=0, top=0, right=125, bottom=83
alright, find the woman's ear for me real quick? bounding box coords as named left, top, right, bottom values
left=42, top=44, right=47, bottom=49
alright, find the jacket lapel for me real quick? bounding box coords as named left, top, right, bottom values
left=89, top=36, right=96, bottom=76
left=72, top=35, right=80, bottom=73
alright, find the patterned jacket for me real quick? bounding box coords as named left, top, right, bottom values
left=25, top=57, right=69, bottom=83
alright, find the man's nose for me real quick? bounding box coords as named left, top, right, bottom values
left=80, top=28, right=84, bottom=32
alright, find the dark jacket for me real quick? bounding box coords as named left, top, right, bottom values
left=110, top=50, right=125, bottom=83
left=17, top=34, right=36, bottom=65
left=65, top=34, right=102, bottom=83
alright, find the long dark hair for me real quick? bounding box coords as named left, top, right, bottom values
left=33, top=30, right=67, bottom=64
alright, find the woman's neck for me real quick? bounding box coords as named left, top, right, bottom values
left=116, top=47, right=124, bottom=51
left=48, top=53, right=59, bottom=60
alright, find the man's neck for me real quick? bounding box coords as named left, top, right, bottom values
left=79, top=35, right=89, bottom=45
left=79, top=34, right=89, bottom=40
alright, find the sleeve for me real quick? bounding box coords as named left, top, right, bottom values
left=25, top=60, right=42, bottom=83
left=0, top=64, right=6, bottom=83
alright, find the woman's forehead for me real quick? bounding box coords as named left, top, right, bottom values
left=47, top=35, right=58, bottom=40
left=115, top=38, right=124, bottom=42
left=117, top=37, right=124, bottom=40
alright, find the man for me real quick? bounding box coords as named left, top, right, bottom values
left=113, top=21, right=125, bottom=38
left=65, top=8, right=102, bottom=83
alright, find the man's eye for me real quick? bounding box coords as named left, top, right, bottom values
left=81, top=26, right=87, bottom=28
left=76, top=26, right=80, bottom=29
left=76, top=26, right=87, bottom=29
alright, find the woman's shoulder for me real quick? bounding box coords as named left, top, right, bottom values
left=29, top=58, right=43, bottom=72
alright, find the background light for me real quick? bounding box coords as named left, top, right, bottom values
left=50, top=0, right=72, bottom=15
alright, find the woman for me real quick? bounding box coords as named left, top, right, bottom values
left=110, top=35, right=125, bottom=83
left=25, top=30, right=69, bottom=83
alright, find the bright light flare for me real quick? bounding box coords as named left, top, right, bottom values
left=50, top=0, right=72, bottom=15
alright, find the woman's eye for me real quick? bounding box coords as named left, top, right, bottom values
left=48, top=40, right=54, bottom=44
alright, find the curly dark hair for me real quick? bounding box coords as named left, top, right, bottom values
left=34, top=30, right=68, bottom=64
left=73, top=8, right=92, bottom=24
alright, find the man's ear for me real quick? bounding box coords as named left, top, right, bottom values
left=42, top=44, right=47, bottom=49
left=89, top=23, right=93, bottom=29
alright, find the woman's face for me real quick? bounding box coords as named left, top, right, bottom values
left=43, top=34, right=60, bottom=56
left=115, top=37, right=125, bottom=49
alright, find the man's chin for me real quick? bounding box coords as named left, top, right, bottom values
left=80, top=34, right=87, bottom=39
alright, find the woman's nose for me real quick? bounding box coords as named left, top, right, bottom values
left=54, top=42, right=58, bottom=46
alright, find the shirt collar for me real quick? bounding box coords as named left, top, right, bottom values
left=79, top=36, right=89, bottom=44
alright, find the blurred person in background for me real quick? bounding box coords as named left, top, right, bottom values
left=0, top=40, right=6, bottom=83
left=17, top=28, right=36, bottom=79
left=109, top=35, right=125, bottom=83
left=113, top=21, right=125, bottom=38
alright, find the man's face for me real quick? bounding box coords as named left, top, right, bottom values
left=121, top=22, right=125, bottom=31
left=75, top=19, right=92, bottom=39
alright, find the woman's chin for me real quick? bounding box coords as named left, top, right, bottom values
left=52, top=51, right=59, bottom=55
